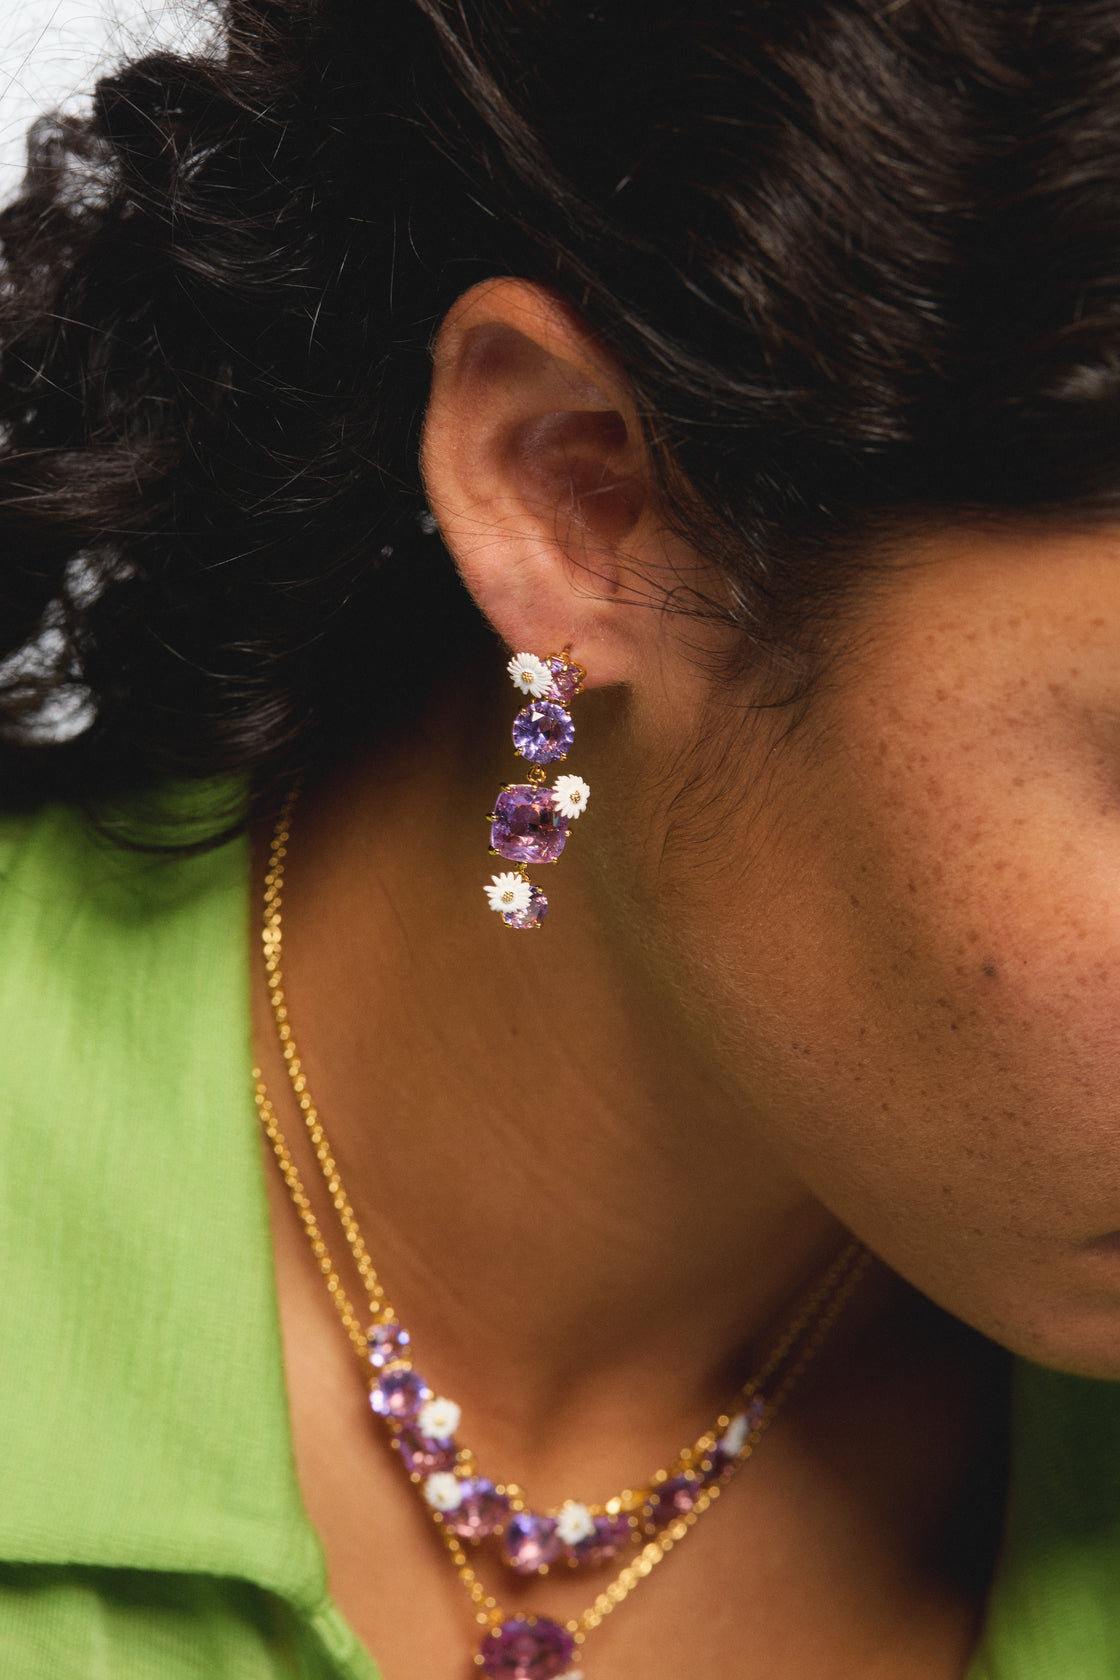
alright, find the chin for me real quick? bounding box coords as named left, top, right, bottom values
left=982, top=1285, right=1120, bottom=1382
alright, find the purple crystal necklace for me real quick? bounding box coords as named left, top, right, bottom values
left=255, top=791, right=871, bottom=1679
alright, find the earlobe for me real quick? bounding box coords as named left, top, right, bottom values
left=421, top=280, right=655, bottom=681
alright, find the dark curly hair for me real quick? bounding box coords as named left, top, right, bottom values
left=4, top=0, right=1120, bottom=822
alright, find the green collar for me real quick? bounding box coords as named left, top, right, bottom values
left=0, top=804, right=323, bottom=1605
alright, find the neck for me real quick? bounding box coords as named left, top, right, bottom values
left=251, top=660, right=852, bottom=1499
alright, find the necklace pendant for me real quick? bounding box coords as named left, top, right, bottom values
left=477, top=1615, right=577, bottom=1679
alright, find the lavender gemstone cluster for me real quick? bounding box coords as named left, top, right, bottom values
left=502, top=1509, right=633, bottom=1574
left=486, top=652, right=590, bottom=931
left=366, top=1321, right=642, bottom=1569
left=367, top=1318, right=766, bottom=1576
left=511, top=656, right=579, bottom=766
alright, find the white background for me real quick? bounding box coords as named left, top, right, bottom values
left=0, top=0, right=205, bottom=201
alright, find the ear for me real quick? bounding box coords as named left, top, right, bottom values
left=421, top=279, right=683, bottom=685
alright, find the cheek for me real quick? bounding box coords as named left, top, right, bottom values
left=770, top=855, right=1120, bottom=1376
left=683, top=578, right=1120, bottom=1375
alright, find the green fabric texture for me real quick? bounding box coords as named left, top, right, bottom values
left=1, top=799, right=1119, bottom=1677
left=0, top=803, right=375, bottom=1679
left=0, top=1567, right=362, bottom=1680
left=967, top=1363, right=1120, bottom=1678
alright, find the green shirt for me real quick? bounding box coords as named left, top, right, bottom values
left=0, top=801, right=1118, bottom=1678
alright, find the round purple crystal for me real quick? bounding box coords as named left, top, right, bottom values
left=441, top=1476, right=510, bottom=1540
left=502, top=1511, right=562, bottom=1574
left=396, top=1427, right=457, bottom=1477
left=699, top=1443, right=735, bottom=1486
left=503, top=885, right=548, bottom=930
left=369, top=1366, right=430, bottom=1423
left=512, top=701, right=575, bottom=765
left=367, top=1320, right=410, bottom=1368
left=490, top=785, right=568, bottom=864
left=642, top=1473, right=701, bottom=1533
left=569, top=1510, right=633, bottom=1565
left=478, top=1616, right=576, bottom=1680
left=546, top=659, right=581, bottom=705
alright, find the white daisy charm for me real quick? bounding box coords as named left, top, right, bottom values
left=552, top=774, right=591, bottom=819
left=507, top=652, right=552, bottom=697
left=721, top=1410, right=753, bottom=1459
left=484, top=872, right=532, bottom=914
left=555, top=1501, right=596, bottom=1546
left=424, top=1472, right=464, bottom=1512
left=418, top=1396, right=462, bottom=1442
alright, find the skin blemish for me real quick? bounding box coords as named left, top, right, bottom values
left=981, top=961, right=999, bottom=980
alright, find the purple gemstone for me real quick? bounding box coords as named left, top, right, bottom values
left=441, top=1477, right=511, bottom=1540
left=512, top=701, right=575, bottom=765
left=546, top=660, right=581, bottom=705
left=369, top=1366, right=430, bottom=1423
left=503, top=884, right=548, bottom=930
left=397, top=1428, right=457, bottom=1476
left=569, top=1510, right=633, bottom=1565
left=699, top=1444, right=734, bottom=1486
left=642, top=1473, right=701, bottom=1533
left=491, top=785, right=568, bottom=864
left=502, top=1511, right=562, bottom=1574
left=478, top=1616, right=576, bottom=1680
left=367, top=1320, right=410, bottom=1368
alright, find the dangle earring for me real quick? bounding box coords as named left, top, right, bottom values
left=484, top=647, right=591, bottom=929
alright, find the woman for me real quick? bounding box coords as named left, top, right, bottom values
left=1, top=1, right=1118, bottom=1675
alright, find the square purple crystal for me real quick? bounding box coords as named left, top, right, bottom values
left=546, top=659, right=581, bottom=705
left=491, top=785, right=568, bottom=864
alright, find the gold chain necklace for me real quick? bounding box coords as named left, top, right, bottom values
left=254, top=788, right=871, bottom=1678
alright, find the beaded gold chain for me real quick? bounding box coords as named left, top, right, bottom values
left=254, top=787, right=872, bottom=1677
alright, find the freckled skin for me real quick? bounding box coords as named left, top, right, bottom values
left=638, top=528, right=1120, bottom=1376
